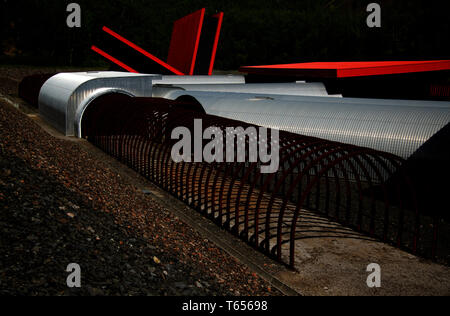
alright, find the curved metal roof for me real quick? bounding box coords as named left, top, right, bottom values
left=153, top=82, right=336, bottom=97
left=161, top=90, right=450, bottom=158
left=152, top=75, right=245, bottom=85
left=38, top=72, right=160, bottom=136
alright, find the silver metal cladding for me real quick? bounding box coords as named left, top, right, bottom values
left=161, top=90, right=450, bottom=159
left=38, top=72, right=161, bottom=137
left=37, top=72, right=450, bottom=160
left=152, top=75, right=245, bottom=85
left=152, top=82, right=336, bottom=98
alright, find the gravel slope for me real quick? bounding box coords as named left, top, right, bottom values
left=0, top=97, right=279, bottom=296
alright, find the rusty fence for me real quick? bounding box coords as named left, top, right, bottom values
left=81, top=94, right=447, bottom=267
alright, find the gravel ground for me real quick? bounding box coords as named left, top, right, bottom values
left=0, top=65, right=106, bottom=99
left=0, top=78, right=279, bottom=296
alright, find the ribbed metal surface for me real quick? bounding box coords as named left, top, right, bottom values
left=82, top=95, right=448, bottom=267
left=152, top=75, right=245, bottom=85
left=153, top=82, right=337, bottom=97
left=162, top=90, right=450, bottom=158
left=38, top=72, right=160, bottom=136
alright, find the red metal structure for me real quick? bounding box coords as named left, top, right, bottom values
left=240, top=60, right=450, bottom=78
left=91, top=45, right=139, bottom=73
left=99, top=26, right=183, bottom=75
left=92, top=9, right=224, bottom=76
left=167, top=8, right=205, bottom=75
left=208, top=12, right=224, bottom=76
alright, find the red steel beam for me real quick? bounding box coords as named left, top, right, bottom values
left=102, top=26, right=184, bottom=75
left=91, top=45, right=138, bottom=73
left=240, top=60, right=450, bottom=78
left=208, top=12, right=224, bottom=76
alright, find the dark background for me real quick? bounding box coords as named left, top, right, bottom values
left=1, top=0, right=449, bottom=70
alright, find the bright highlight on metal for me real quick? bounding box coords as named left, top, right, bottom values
left=160, top=90, right=450, bottom=159
left=38, top=72, right=161, bottom=136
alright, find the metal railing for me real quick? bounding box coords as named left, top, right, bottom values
left=82, top=94, right=446, bottom=267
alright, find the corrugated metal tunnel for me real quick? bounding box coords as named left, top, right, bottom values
left=26, top=72, right=450, bottom=266
left=80, top=93, right=449, bottom=267
left=159, top=90, right=450, bottom=159
left=38, top=72, right=161, bottom=136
